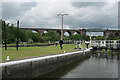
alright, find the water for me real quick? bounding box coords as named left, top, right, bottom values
left=38, top=54, right=119, bottom=79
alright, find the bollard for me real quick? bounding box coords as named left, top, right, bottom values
left=7, top=56, right=10, bottom=61
left=64, top=51, right=65, bottom=53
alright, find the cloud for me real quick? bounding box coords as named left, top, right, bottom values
left=1, top=1, right=118, bottom=30
left=71, top=2, right=107, bottom=8
left=2, top=2, right=37, bottom=20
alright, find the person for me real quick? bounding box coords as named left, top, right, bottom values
left=55, top=41, right=58, bottom=46
left=59, top=40, right=63, bottom=49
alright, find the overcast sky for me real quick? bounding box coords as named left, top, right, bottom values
left=1, top=0, right=119, bottom=30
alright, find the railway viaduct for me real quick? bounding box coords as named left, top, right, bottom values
left=104, top=29, right=120, bottom=39
left=20, top=28, right=86, bottom=37
left=20, top=28, right=120, bottom=40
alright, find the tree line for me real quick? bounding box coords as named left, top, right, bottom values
left=1, top=19, right=90, bottom=44
left=1, top=19, right=43, bottom=44
left=1, top=19, right=119, bottom=44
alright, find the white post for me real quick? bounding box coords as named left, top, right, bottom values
left=90, top=36, right=92, bottom=47
left=7, top=56, right=10, bottom=61
left=114, top=40, right=117, bottom=49
left=104, top=40, right=106, bottom=47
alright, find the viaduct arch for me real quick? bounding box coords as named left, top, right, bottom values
left=104, top=29, right=120, bottom=40
left=20, top=28, right=120, bottom=40
left=20, top=28, right=86, bottom=38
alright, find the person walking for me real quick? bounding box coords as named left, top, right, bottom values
left=59, top=40, right=63, bottom=49
left=55, top=41, right=58, bottom=46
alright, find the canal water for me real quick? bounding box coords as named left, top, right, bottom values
left=38, top=53, right=119, bottom=79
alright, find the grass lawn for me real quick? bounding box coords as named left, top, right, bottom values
left=3, top=42, right=52, bottom=46
left=2, top=44, right=84, bottom=61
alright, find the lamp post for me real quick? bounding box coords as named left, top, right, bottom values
left=89, top=26, right=92, bottom=47
left=57, top=13, right=68, bottom=40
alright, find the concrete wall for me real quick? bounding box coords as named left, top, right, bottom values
left=1, top=49, right=91, bottom=79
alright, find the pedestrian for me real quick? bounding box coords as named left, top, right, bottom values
left=55, top=41, right=58, bottom=46
left=59, top=40, right=63, bottom=49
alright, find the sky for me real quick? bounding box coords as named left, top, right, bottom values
left=1, top=0, right=119, bottom=32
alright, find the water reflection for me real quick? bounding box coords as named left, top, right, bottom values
left=38, top=53, right=118, bottom=79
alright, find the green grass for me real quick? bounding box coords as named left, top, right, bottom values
left=80, top=43, right=89, bottom=49
left=3, top=42, right=51, bottom=45
left=2, top=44, right=79, bottom=61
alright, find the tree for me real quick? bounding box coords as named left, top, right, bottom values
left=107, top=33, right=117, bottom=40
left=63, top=36, right=70, bottom=40
left=96, top=36, right=104, bottom=40
left=43, top=31, right=60, bottom=42
left=70, top=34, right=89, bottom=41
left=70, top=34, right=81, bottom=40
left=82, top=35, right=90, bottom=41
left=1, top=19, right=44, bottom=44
left=31, top=33, right=43, bottom=42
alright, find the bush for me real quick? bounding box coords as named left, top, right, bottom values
left=107, top=50, right=112, bottom=55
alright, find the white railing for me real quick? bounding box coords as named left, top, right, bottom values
left=91, top=40, right=120, bottom=49
left=63, top=40, right=120, bottom=49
